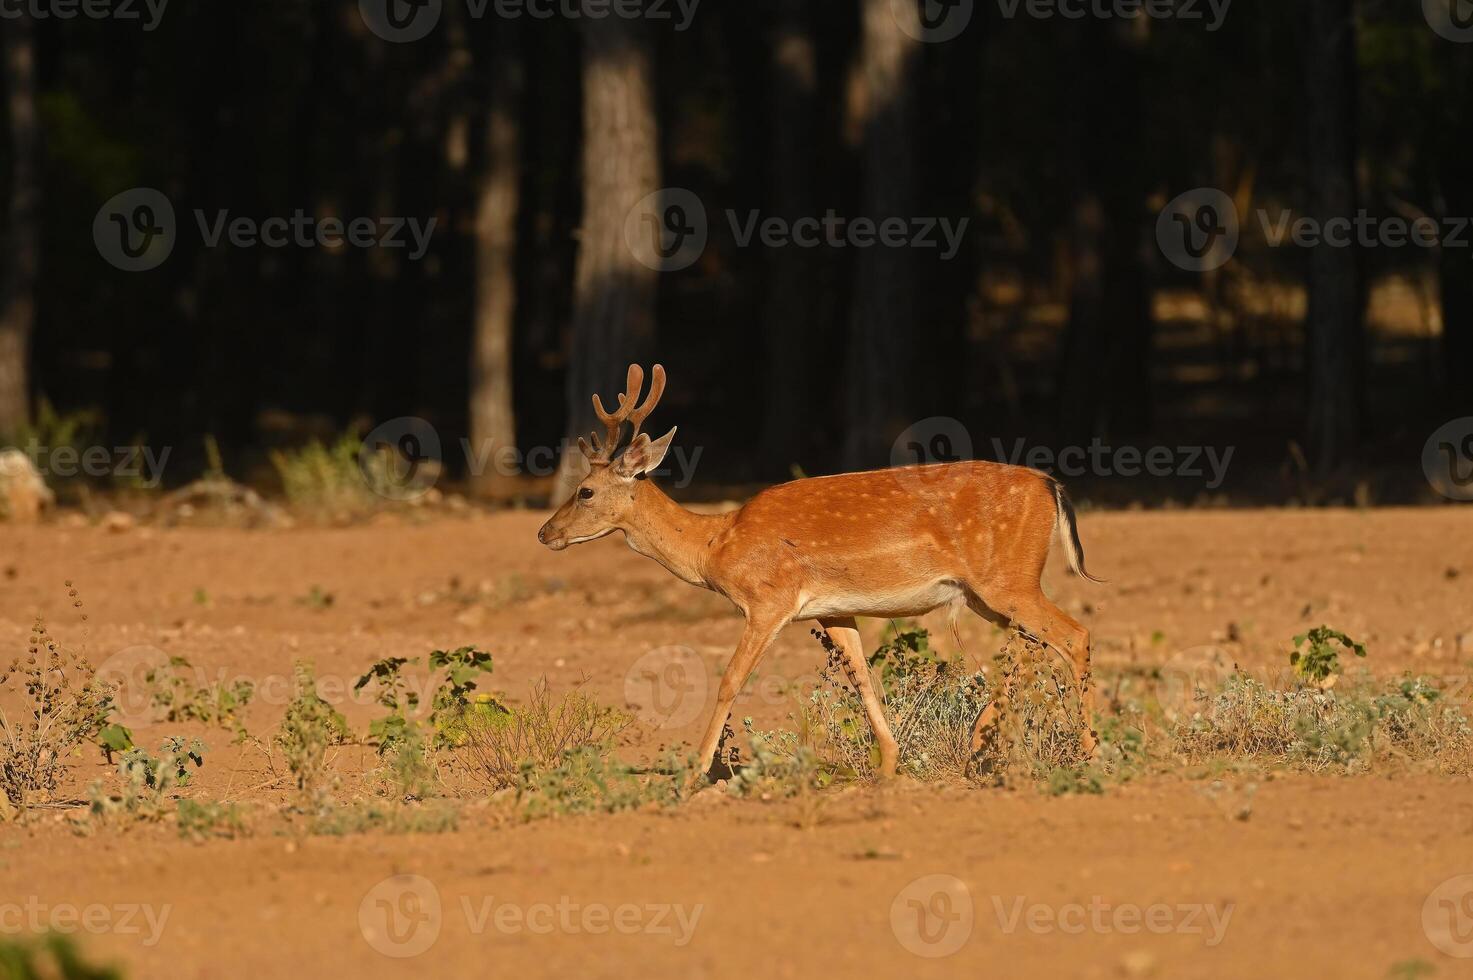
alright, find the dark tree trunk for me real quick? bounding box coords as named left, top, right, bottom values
left=469, top=24, right=524, bottom=495
left=0, top=14, right=39, bottom=436
left=553, top=7, right=660, bottom=501
left=759, top=0, right=817, bottom=475
left=1437, top=58, right=1473, bottom=414
left=845, top=0, right=919, bottom=469
left=1299, top=0, right=1363, bottom=473
left=1441, top=203, right=1473, bottom=413
left=1058, top=24, right=1152, bottom=445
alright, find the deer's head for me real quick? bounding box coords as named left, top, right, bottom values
left=537, top=364, right=677, bottom=551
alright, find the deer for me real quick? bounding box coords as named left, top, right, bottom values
left=537, top=363, right=1103, bottom=782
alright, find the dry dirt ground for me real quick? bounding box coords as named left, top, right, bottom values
left=2, top=506, right=1472, bottom=978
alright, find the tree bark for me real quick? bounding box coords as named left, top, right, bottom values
left=1057, top=24, right=1152, bottom=445
left=845, top=0, right=919, bottom=469
left=1440, top=189, right=1473, bottom=414
left=553, top=7, right=660, bottom=502
left=759, top=0, right=816, bottom=475
left=0, top=14, right=39, bottom=436
left=469, top=24, right=524, bottom=496
left=1300, top=0, right=1363, bottom=473
left=1437, top=55, right=1473, bottom=413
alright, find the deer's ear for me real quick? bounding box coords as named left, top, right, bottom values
left=615, top=426, right=677, bottom=479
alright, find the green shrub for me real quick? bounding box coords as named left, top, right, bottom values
left=515, top=746, right=685, bottom=819
left=308, top=801, right=459, bottom=836
left=176, top=798, right=248, bottom=840
left=270, top=433, right=371, bottom=514
left=89, top=737, right=207, bottom=822
left=140, top=655, right=253, bottom=735
left=0, top=934, right=121, bottom=980
left=275, top=662, right=349, bottom=812
left=1290, top=626, right=1367, bottom=688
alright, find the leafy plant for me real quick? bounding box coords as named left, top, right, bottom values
left=354, top=656, right=420, bottom=755
left=142, top=655, right=254, bottom=734
left=428, top=646, right=498, bottom=745
left=0, top=934, right=121, bottom=980
left=298, top=585, right=334, bottom=610
left=89, top=737, right=208, bottom=822
left=275, top=661, right=348, bottom=812
left=176, top=798, right=248, bottom=840
left=97, top=723, right=134, bottom=762
left=1290, top=626, right=1367, bottom=688
left=382, top=725, right=436, bottom=801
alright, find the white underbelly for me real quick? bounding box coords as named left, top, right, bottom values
left=795, top=579, right=965, bottom=621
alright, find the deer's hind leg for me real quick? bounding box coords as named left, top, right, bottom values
left=963, top=580, right=1098, bottom=757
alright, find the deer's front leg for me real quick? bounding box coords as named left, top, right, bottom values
left=691, top=610, right=789, bottom=783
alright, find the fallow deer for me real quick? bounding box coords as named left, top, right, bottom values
left=537, top=364, right=1102, bottom=780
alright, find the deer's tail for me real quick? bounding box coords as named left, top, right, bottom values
left=1048, top=477, right=1104, bottom=584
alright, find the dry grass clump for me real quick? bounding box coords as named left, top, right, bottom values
left=745, top=625, right=994, bottom=785
left=1174, top=672, right=1473, bottom=774
left=0, top=587, right=112, bottom=808
left=458, top=679, right=631, bottom=791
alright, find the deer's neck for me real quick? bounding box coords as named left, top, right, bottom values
left=621, top=482, right=728, bottom=587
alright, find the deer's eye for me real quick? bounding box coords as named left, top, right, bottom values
left=577, top=487, right=594, bottom=500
